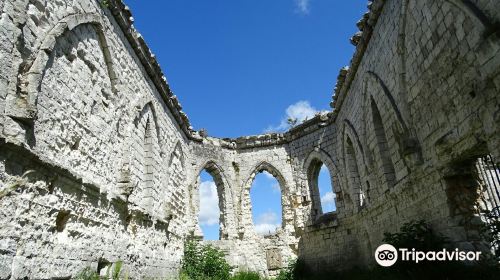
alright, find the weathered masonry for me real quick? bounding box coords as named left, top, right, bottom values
left=0, top=0, right=499, bottom=278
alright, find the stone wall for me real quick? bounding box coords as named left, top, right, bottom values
left=286, top=0, right=500, bottom=272
left=187, top=138, right=301, bottom=276
left=0, top=0, right=194, bottom=278
left=0, top=0, right=499, bottom=278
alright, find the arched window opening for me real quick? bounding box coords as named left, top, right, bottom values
left=319, top=164, right=336, bottom=213
left=308, top=159, right=336, bottom=218
left=345, top=137, right=362, bottom=207
left=371, top=98, right=396, bottom=188
left=198, top=170, right=220, bottom=240
left=250, top=171, right=282, bottom=236
left=143, top=118, right=153, bottom=190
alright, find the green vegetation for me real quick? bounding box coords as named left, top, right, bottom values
left=481, top=206, right=500, bottom=260
left=181, top=240, right=232, bottom=280
left=230, top=271, right=262, bottom=280
left=76, top=260, right=125, bottom=280
left=377, top=220, right=499, bottom=280
left=180, top=241, right=276, bottom=280
left=274, top=259, right=303, bottom=280
left=99, top=0, right=110, bottom=8
left=282, top=220, right=500, bottom=280
left=75, top=220, right=500, bottom=279
left=286, top=118, right=298, bottom=128
left=75, top=267, right=100, bottom=280
left=383, top=219, right=447, bottom=251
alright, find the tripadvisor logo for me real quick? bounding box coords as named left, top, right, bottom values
left=375, top=244, right=398, bottom=267
left=374, top=244, right=482, bottom=267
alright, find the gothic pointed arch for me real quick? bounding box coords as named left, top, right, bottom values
left=5, top=13, right=117, bottom=121
left=120, top=102, right=160, bottom=169
left=189, top=160, right=237, bottom=240
left=168, top=141, right=185, bottom=168
left=342, top=119, right=370, bottom=208
left=343, top=119, right=367, bottom=167
left=369, top=96, right=397, bottom=190
left=244, top=162, right=288, bottom=193
left=303, top=149, right=342, bottom=221
left=127, top=103, right=160, bottom=212
left=160, top=141, right=188, bottom=235
left=363, top=71, right=418, bottom=174
left=16, top=14, right=121, bottom=188
left=343, top=134, right=364, bottom=209
left=134, top=102, right=162, bottom=146
left=365, top=71, right=409, bottom=133
left=240, top=161, right=289, bottom=237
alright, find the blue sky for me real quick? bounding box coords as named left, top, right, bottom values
left=123, top=1, right=364, bottom=240
left=124, top=0, right=367, bottom=138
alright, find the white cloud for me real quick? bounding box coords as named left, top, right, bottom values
left=265, top=101, right=322, bottom=133
left=320, top=164, right=328, bottom=174
left=321, top=191, right=336, bottom=212
left=262, top=170, right=274, bottom=180
left=261, top=171, right=281, bottom=193
left=254, top=211, right=281, bottom=235
left=198, top=181, right=220, bottom=226
left=271, top=183, right=281, bottom=193
left=295, top=0, right=310, bottom=14
left=286, top=100, right=317, bottom=122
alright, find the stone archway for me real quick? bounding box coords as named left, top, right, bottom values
left=240, top=162, right=290, bottom=238
left=303, top=149, right=342, bottom=222
left=189, top=160, right=237, bottom=240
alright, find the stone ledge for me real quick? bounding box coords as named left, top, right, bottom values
left=200, top=112, right=335, bottom=150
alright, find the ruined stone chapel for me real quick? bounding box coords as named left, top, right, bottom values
left=0, top=0, right=499, bottom=278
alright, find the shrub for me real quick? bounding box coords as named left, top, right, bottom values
left=276, top=220, right=500, bottom=280
left=481, top=206, right=500, bottom=260
left=381, top=220, right=499, bottom=279
left=382, top=220, right=447, bottom=252
left=181, top=240, right=232, bottom=280
left=75, top=267, right=99, bottom=280
left=275, top=260, right=293, bottom=280
left=274, top=270, right=292, bottom=280
left=99, top=0, right=110, bottom=8
left=110, top=260, right=124, bottom=280
left=231, top=271, right=261, bottom=280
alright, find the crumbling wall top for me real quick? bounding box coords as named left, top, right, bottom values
left=106, top=0, right=203, bottom=142
left=194, top=111, right=334, bottom=150
left=330, top=0, right=386, bottom=112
